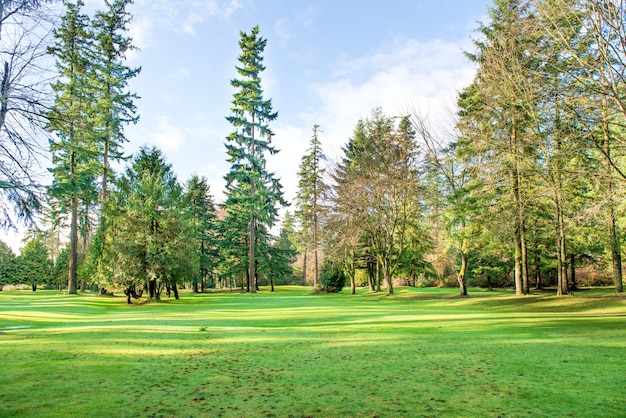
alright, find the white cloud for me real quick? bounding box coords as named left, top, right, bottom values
left=266, top=124, right=311, bottom=203
left=168, top=67, right=191, bottom=80
left=303, top=37, right=476, bottom=160
left=129, top=0, right=243, bottom=44
left=150, top=116, right=187, bottom=152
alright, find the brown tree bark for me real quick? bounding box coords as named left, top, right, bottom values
left=457, top=251, right=468, bottom=297
left=68, top=199, right=78, bottom=294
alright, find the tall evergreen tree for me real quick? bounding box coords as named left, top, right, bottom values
left=92, top=0, right=139, bottom=208
left=185, top=175, right=218, bottom=292
left=223, top=25, right=285, bottom=293
left=47, top=0, right=99, bottom=294
left=100, top=147, right=192, bottom=302
left=295, top=125, right=327, bottom=286
left=18, top=236, right=52, bottom=291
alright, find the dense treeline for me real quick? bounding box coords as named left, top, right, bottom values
left=1, top=0, right=625, bottom=299
left=301, top=0, right=626, bottom=296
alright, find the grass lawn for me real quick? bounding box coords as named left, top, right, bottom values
left=0, top=286, right=625, bottom=417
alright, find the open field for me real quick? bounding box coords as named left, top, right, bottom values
left=1, top=287, right=625, bottom=417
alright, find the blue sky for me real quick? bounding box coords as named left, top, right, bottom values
left=4, top=0, right=491, bottom=250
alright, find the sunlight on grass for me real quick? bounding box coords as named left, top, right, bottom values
left=1, top=288, right=625, bottom=417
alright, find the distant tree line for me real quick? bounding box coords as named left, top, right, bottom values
left=295, top=0, right=626, bottom=296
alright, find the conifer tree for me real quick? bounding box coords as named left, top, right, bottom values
left=223, top=25, right=285, bottom=293
left=295, top=125, right=327, bottom=286
left=185, top=175, right=218, bottom=292
left=47, top=0, right=98, bottom=294
left=92, top=0, right=139, bottom=207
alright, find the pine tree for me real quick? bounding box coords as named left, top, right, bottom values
left=223, top=25, right=285, bottom=293
left=92, top=0, right=140, bottom=207
left=101, top=147, right=191, bottom=302
left=295, top=125, right=327, bottom=286
left=47, top=0, right=99, bottom=295
left=185, top=175, right=218, bottom=292
left=18, top=237, right=52, bottom=291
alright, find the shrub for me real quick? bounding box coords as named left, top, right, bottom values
left=320, top=263, right=346, bottom=293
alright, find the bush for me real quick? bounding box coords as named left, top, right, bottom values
left=320, top=263, right=346, bottom=293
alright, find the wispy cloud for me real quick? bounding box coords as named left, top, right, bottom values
left=301, top=37, right=476, bottom=159
left=129, top=0, right=243, bottom=46
left=150, top=116, right=187, bottom=152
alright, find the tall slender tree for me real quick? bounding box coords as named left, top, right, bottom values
left=185, top=175, right=218, bottom=292
left=91, top=0, right=139, bottom=208
left=295, top=124, right=327, bottom=286
left=47, top=0, right=98, bottom=294
left=223, top=25, right=285, bottom=293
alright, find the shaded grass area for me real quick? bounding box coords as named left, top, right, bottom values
left=0, top=286, right=625, bottom=417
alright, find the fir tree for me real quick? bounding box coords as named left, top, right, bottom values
left=295, top=125, right=327, bottom=286
left=223, top=25, right=285, bottom=293
left=47, top=0, right=99, bottom=294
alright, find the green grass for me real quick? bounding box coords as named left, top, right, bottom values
left=1, top=286, right=625, bottom=417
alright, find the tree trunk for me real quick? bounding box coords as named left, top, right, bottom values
left=569, top=254, right=577, bottom=291
left=604, top=122, right=623, bottom=292
left=80, top=280, right=85, bottom=292
left=521, top=220, right=529, bottom=295
left=555, top=199, right=568, bottom=296
left=302, top=251, right=307, bottom=285
left=148, top=279, right=156, bottom=299
left=534, top=249, right=542, bottom=289
left=68, top=200, right=78, bottom=294
left=270, top=276, right=274, bottom=292
left=172, top=283, right=179, bottom=300
left=350, top=273, right=356, bottom=294
left=511, top=120, right=528, bottom=295
left=375, top=262, right=381, bottom=292
left=512, top=172, right=524, bottom=296
left=32, top=283, right=36, bottom=292
left=248, top=215, right=256, bottom=293
left=367, top=257, right=375, bottom=292
left=248, top=113, right=257, bottom=294
left=313, top=213, right=319, bottom=287
left=457, top=251, right=468, bottom=296
left=384, top=264, right=394, bottom=295
left=102, top=126, right=110, bottom=209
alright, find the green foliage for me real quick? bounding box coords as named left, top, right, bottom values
left=222, top=25, right=286, bottom=291
left=52, top=246, right=70, bottom=289
left=47, top=0, right=99, bottom=294
left=295, top=125, right=327, bottom=284
left=96, top=147, right=194, bottom=301
left=17, top=238, right=52, bottom=290
left=91, top=0, right=140, bottom=202
left=0, top=241, right=17, bottom=289
left=319, top=260, right=346, bottom=292
left=264, top=214, right=298, bottom=288
left=184, top=175, right=219, bottom=291
left=330, top=108, right=426, bottom=295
